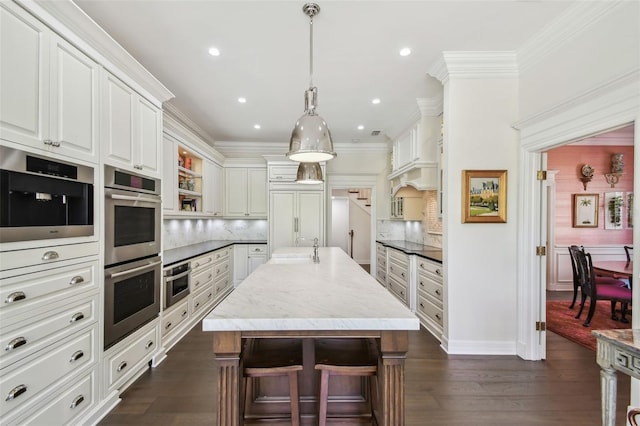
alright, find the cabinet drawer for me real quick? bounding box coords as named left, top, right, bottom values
left=0, top=292, right=97, bottom=370
left=214, top=274, right=232, bottom=297
left=416, top=258, right=443, bottom=280
left=417, top=294, right=443, bottom=327
left=0, top=242, right=99, bottom=274
left=106, top=325, right=158, bottom=389
left=376, top=270, right=386, bottom=286
left=417, top=272, right=443, bottom=303
left=212, top=247, right=230, bottom=262
left=162, top=300, right=189, bottom=337
left=0, top=325, right=95, bottom=417
left=268, top=165, right=297, bottom=182
left=190, top=267, right=213, bottom=295
left=387, top=276, right=408, bottom=306
left=192, top=287, right=215, bottom=315
left=388, top=248, right=408, bottom=266
left=388, top=260, right=408, bottom=285
left=0, top=260, right=97, bottom=314
left=377, top=254, right=386, bottom=269
left=376, top=243, right=386, bottom=256
left=19, top=372, right=94, bottom=426
left=191, top=253, right=214, bottom=272
left=213, top=259, right=230, bottom=280
left=248, top=244, right=267, bottom=254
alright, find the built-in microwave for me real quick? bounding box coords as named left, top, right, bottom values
left=0, top=145, right=94, bottom=243
left=104, top=166, right=161, bottom=267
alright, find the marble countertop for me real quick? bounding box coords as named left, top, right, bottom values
left=163, top=240, right=267, bottom=266
left=376, top=240, right=442, bottom=263
left=203, top=247, right=420, bottom=332
left=592, top=329, right=640, bottom=355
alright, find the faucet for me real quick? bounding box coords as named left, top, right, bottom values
left=313, top=238, right=320, bottom=263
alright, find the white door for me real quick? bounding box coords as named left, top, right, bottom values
left=331, top=197, right=349, bottom=254
left=297, top=191, right=324, bottom=247
left=269, top=191, right=295, bottom=255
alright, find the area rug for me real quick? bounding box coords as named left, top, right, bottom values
left=546, top=300, right=631, bottom=351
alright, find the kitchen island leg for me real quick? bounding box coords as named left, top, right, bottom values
left=379, top=330, right=409, bottom=426
left=213, top=331, right=242, bottom=426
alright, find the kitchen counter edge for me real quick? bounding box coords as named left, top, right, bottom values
left=376, top=240, right=442, bottom=263
left=164, top=240, right=267, bottom=266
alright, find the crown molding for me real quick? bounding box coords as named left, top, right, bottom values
left=517, top=0, right=625, bottom=74
left=417, top=97, right=443, bottom=117
left=214, top=140, right=390, bottom=158
left=20, top=0, right=174, bottom=105
left=428, top=51, right=518, bottom=85
left=164, top=103, right=217, bottom=145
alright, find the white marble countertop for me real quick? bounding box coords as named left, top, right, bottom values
left=202, top=247, right=420, bottom=331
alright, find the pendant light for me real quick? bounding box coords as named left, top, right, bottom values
left=286, top=3, right=336, bottom=163
left=295, top=162, right=323, bottom=184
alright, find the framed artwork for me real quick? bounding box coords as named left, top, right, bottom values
left=462, top=170, right=507, bottom=223
left=604, top=191, right=624, bottom=230
left=572, top=193, right=599, bottom=228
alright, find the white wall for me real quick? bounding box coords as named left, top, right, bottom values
left=330, top=197, right=349, bottom=253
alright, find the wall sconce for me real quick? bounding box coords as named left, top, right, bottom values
left=580, top=164, right=594, bottom=190
left=604, top=153, right=624, bottom=188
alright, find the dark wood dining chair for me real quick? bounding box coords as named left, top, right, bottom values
left=625, top=245, right=633, bottom=263
left=573, top=248, right=631, bottom=326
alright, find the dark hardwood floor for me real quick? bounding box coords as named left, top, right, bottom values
left=99, top=316, right=630, bottom=425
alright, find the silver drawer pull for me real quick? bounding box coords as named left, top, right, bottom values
left=194, top=262, right=200, bottom=268
left=43, top=139, right=53, bottom=146
left=419, top=280, right=424, bottom=287
left=69, top=276, right=85, bottom=286
left=165, top=321, right=172, bottom=330
left=254, top=248, right=261, bottom=252
left=436, top=269, right=442, bottom=276
left=69, top=350, right=84, bottom=362
left=400, top=290, right=405, bottom=296
left=6, top=337, right=27, bottom=351
left=195, top=302, right=200, bottom=309
left=435, top=289, right=441, bottom=296
left=435, top=313, right=442, bottom=320
left=216, top=254, right=221, bottom=259
left=70, top=395, right=84, bottom=409
left=420, top=262, right=425, bottom=268
left=145, top=340, right=154, bottom=350
left=5, top=291, right=26, bottom=304
left=70, top=312, right=85, bottom=323
left=419, top=302, right=425, bottom=309
left=6, top=384, right=27, bottom=401
left=194, top=280, right=200, bottom=287
left=208, top=274, right=212, bottom=279
left=181, top=310, right=188, bottom=318
left=117, top=361, right=128, bottom=372
left=401, top=272, right=405, bottom=278
left=42, top=250, right=59, bottom=261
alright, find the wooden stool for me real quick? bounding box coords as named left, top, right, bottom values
left=242, top=338, right=303, bottom=426
left=314, top=338, right=378, bottom=426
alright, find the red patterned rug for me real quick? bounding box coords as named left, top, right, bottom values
left=546, top=300, right=631, bottom=351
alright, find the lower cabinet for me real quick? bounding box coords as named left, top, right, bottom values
left=387, top=248, right=411, bottom=308
left=376, top=243, right=387, bottom=286
left=415, top=257, right=444, bottom=341
left=233, top=244, right=267, bottom=286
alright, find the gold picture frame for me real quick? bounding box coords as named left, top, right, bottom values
left=462, top=170, right=507, bottom=223
left=572, top=193, right=599, bottom=228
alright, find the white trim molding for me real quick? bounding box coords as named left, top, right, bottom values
left=428, top=51, right=518, bottom=84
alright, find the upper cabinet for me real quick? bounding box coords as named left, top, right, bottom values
left=225, top=167, right=267, bottom=218
left=203, top=159, right=224, bottom=217
left=102, top=71, right=162, bottom=178
left=0, top=2, right=100, bottom=163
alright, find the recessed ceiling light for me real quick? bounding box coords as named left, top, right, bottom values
left=208, top=47, right=220, bottom=56
left=357, top=125, right=364, bottom=130
left=238, top=97, right=247, bottom=103
left=372, top=98, right=381, bottom=105
left=399, top=47, right=411, bottom=56
left=253, top=124, right=261, bottom=129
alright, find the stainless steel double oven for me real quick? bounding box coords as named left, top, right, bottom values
left=103, top=166, right=162, bottom=349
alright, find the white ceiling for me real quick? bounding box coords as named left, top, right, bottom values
left=74, top=0, right=578, bottom=151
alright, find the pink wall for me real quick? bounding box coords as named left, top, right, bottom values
left=548, top=145, right=634, bottom=246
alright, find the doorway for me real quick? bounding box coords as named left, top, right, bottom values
left=330, top=188, right=372, bottom=271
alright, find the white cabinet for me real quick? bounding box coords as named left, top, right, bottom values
left=269, top=191, right=324, bottom=256
left=387, top=248, right=411, bottom=308
left=225, top=168, right=267, bottom=218
left=375, top=243, right=387, bottom=286
left=415, top=257, right=444, bottom=341
left=233, top=244, right=267, bottom=286
left=0, top=2, right=100, bottom=163
left=162, top=134, right=179, bottom=212
left=102, top=71, right=162, bottom=178
left=204, top=159, right=224, bottom=216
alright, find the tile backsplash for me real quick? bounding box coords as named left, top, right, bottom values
left=163, top=219, right=267, bottom=250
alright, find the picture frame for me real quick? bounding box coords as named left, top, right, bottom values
left=572, top=193, right=599, bottom=228
left=462, top=170, right=507, bottom=223
left=604, top=191, right=624, bottom=230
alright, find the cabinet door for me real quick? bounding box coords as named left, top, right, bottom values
left=0, top=2, right=49, bottom=150
left=233, top=245, right=248, bottom=285
left=225, top=168, right=248, bottom=216
left=204, top=159, right=223, bottom=216
left=269, top=192, right=295, bottom=255
left=162, top=135, right=178, bottom=212
left=247, top=168, right=267, bottom=217
left=136, top=96, right=161, bottom=177
left=248, top=255, right=266, bottom=274
left=48, top=35, right=99, bottom=163
left=297, top=191, right=324, bottom=246
left=102, top=72, right=134, bottom=167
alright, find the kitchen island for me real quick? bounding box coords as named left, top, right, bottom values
left=203, top=247, right=420, bottom=425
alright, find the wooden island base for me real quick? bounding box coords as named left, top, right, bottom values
left=213, top=330, right=409, bottom=426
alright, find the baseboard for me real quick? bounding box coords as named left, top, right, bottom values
left=444, top=338, right=517, bottom=355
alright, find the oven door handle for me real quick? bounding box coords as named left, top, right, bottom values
left=164, top=269, right=191, bottom=282
left=108, top=194, right=162, bottom=204
left=108, top=260, right=162, bottom=279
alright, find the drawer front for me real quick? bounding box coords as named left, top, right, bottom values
left=190, top=267, right=214, bottom=295
left=417, top=272, right=443, bottom=302
left=20, top=372, right=94, bottom=426
left=388, top=248, right=408, bottom=266
left=214, top=274, right=232, bottom=298
left=0, top=242, right=99, bottom=274
left=416, top=258, right=443, bottom=279
left=107, top=325, right=158, bottom=388
left=191, top=253, right=214, bottom=272
left=417, top=294, right=443, bottom=327
left=0, top=326, right=95, bottom=417
left=162, top=300, right=189, bottom=337
left=0, top=293, right=97, bottom=370
left=192, top=287, right=215, bottom=315
left=376, top=243, right=386, bottom=257
left=376, top=270, right=386, bottom=286
left=269, top=165, right=297, bottom=182
left=387, top=276, right=408, bottom=306
left=213, top=259, right=230, bottom=280
left=0, top=261, right=97, bottom=313
left=248, top=244, right=267, bottom=254
left=212, top=247, right=230, bottom=263
left=388, top=259, right=408, bottom=285
left=377, top=254, right=386, bottom=269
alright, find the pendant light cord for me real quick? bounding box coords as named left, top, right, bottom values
left=309, top=15, right=314, bottom=88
